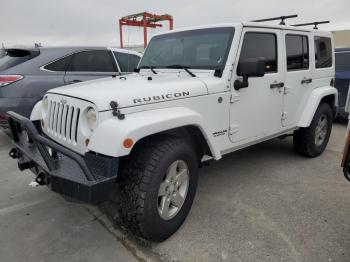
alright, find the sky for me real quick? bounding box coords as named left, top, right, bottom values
left=1, top=0, right=350, bottom=48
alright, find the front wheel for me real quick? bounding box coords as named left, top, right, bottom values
left=117, top=136, right=199, bottom=242
left=293, top=102, right=333, bottom=157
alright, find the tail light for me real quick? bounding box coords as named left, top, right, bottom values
left=0, top=114, right=7, bottom=121
left=0, top=75, right=23, bottom=87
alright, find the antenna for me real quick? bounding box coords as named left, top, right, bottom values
left=292, top=21, right=330, bottom=29
left=251, top=14, right=298, bottom=25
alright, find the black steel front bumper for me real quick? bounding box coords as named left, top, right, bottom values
left=6, top=111, right=119, bottom=204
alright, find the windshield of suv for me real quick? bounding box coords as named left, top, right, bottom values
left=138, top=27, right=235, bottom=71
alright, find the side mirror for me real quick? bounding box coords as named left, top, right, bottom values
left=235, top=57, right=266, bottom=90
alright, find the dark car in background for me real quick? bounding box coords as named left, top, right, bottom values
left=335, top=48, right=350, bottom=118
left=0, top=46, right=141, bottom=127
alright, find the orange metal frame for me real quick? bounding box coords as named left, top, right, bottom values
left=119, top=12, right=173, bottom=49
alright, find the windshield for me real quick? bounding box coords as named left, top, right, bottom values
left=139, top=27, right=235, bottom=71
left=335, top=52, right=350, bottom=71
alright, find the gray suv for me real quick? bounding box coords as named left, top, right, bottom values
left=0, top=46, right=141, bottom=127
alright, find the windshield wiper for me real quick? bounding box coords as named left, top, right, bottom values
left=165, top=65, right=196, bottom=77
left=138, top=65, right=158, bottom=74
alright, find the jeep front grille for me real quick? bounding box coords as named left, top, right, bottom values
left=47, top=101, right=80, bottom=143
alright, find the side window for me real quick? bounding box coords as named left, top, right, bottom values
left=67, top=50, right=117, bottom=72
left=314, top=36, right=332, bottom=68
left=114, top=52, right=140, bottom=72
left=285, top=35, right=309, bottom=71
left=238, top=32, right=278, bottom=73
left=335, top=52, right=350, bottom=71
left=44, top=55, right=72, bottom=72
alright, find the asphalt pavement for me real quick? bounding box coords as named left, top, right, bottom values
left=0, top=122, right=349, bottom=262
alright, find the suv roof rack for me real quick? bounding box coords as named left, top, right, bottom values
left=292, top=21, right=330, bottom=29
left=251, top=14, right=298, bottom=25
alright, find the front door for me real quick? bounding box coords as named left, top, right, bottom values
left=229, top=28, right=284, bottom=143
left=282, top=31, right=312, bottom=127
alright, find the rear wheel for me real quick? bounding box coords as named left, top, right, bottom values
left=117, top=136, right=199, bottom=242
left=293, top=103, right=333, bottom=157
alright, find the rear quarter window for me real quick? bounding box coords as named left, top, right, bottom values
left=44, top=55, right=72, bottom=72
left=314, top=36, right=332, bottom=68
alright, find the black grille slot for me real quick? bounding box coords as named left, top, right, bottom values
left=69, top=107, right=75, bottom=141
left=75, top=109, right=80, bottom=142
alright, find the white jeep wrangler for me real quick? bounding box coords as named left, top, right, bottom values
left=7, top=21, right=337, bottom=242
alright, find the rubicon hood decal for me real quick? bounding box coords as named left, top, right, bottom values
left=133, top=91, right=190, bottom=105
left=48, top=73, right=208, bottom=111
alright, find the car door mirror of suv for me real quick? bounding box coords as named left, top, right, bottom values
left=235, top=57, right=266, bottom=90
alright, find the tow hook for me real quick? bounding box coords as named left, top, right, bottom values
left=9, top=148, right=19, bottom=159
left=35, top=171, right=50, bottom=186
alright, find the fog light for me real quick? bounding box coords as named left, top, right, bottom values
left=123, top=138, right=134, bottom=149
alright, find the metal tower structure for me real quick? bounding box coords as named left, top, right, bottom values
left=119, top=12, right=173, bottom=49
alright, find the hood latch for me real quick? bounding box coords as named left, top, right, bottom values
left=110, top=101, right=125, bottom=120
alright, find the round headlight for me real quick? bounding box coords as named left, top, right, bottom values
left=86, top=107, right=97, bottom=130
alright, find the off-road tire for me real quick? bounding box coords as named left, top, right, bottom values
left=117, top=135, right=199, bottom=242
left=293, top=102, right=333, bottom=157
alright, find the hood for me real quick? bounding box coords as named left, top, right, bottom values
left=48, top=73, right=208, bottom=111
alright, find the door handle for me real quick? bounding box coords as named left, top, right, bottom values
left=301, top=78, right=312, bottom=84
left=68, top=80, right=82, bottom=84
left=270, top=82, right=284, bottom=89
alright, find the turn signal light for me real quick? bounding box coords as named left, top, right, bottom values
left=0, top=75, right=23, bottom=87
left=330, top=78, right=335, bottom=87
left=123, top=138, right=134, bottom=149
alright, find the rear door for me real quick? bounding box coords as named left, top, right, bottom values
left=282, top=31, right=312, bottom=127
left=64, top=50, right=119, bottom=84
